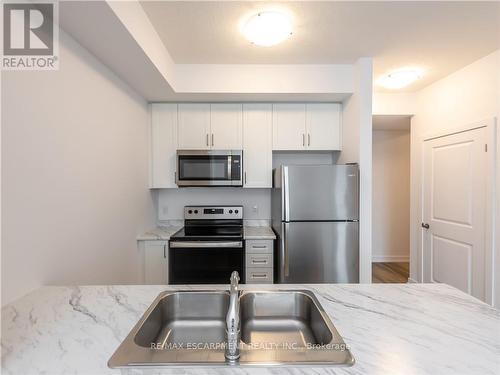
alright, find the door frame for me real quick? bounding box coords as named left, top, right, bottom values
left=419, top=118, right=497, bottom=305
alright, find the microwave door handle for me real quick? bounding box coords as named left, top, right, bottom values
left=227, top=155, right=232, bottom=180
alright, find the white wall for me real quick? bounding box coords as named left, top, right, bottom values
left=372, top=130, right=410, bottom=262
left=1, top=31, right=154, bottom=305
left=373, top=92, right=417, bottom=115
left=338, top=58, right=373, bottom=283
left=410, top=50, right=499, bottom=305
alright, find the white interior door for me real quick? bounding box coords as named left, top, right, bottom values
left=422, top=127, right=487, bottom=301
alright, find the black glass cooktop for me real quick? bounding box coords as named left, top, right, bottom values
left=170, top=219, right=243, bottom=241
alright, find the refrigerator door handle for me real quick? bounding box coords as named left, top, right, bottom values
left=281, top=223, right=290, bottom=277
left=282, top=166, right=290, bottom=222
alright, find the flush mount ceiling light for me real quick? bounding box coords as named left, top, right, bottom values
left=242, top=11, right=292, bottom=47
left=377, top=69, right=423, bottom=89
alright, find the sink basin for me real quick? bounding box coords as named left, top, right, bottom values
left=240, top=291, right=332, bottom=346
left=108, top=289, right=354, bottom=368
left=134, top=291, right=229, bottom=348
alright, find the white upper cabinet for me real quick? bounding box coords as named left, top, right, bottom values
left=150, top=102, right=343, bottom=189
left=272, top=103, right=307, bottom=150
left=243, top=104, right=272, bottom=188
left=272, top=103, right=342, bottom=151
left=178, top=103, right=242, bottom=150
left=150, top=103, right=178, bottom=188
left=210, top=104, right=243, bottom=149
left=306, top=103, right=342, bottom=150
left=177, top=103, right=211, bottom=149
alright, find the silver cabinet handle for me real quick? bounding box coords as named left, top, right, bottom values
left=251, top=273, right=268, bottom=278
left=308, top=133, right=311, bottom=146
left=421, top=223, right=430, bottom=229
left=251, top=245, right=267, bottom=249
left=252, top=259, right=268, bottom=264
left=302, top=134, right=305, bottom=146
left=211, top=134, right=214, bottom=147
left=163, top=244, right=166, bottom=258
left=244, top=171, right=247, bottom=185
left=206, top=134, right=209, bottom=146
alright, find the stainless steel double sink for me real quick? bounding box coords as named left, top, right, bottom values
left=108, top=290, right=354, bottom=368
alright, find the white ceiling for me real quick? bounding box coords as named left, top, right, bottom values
left=140, top=1, right=499, bottom=92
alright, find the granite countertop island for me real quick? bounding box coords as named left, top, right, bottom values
left=2, top=284, right=499, bottom=375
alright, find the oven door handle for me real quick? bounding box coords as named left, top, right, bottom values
left=170, top=241, right=243, bottom=248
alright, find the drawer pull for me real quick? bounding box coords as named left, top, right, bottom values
left=252, top=259, right=267, bottom=264
left=251, top=245, right=267, bottom=249
left=251, top=274, right=268, bottom=278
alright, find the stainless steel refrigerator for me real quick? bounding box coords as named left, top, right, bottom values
left=272, top=164, right=359, bottom=283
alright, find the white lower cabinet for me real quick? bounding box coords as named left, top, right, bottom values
left=143, top=241, right=168, bottom=284
left=243, top=103, right=272, bottom=188
left=245, top=240, right=274, bottom=284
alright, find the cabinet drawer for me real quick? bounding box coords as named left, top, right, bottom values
left=246, top=253, right=273, bottom=268
left=246, top=268, right=273, bottom=284
left=245, top=240, right=273, bottom=253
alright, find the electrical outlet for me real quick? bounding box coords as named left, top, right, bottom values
left=162, top=206, right=168, bottom=215
left=252, top=205, right=258, bottom=213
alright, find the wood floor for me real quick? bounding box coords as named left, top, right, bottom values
left=372, top=262, right=409, bottom=283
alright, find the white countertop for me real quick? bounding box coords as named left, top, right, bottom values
left=2, top=284, right=499, bottom=375
left=138, top=226, right=275, bottom=241
left=136, top=226, right=182, bottom=241
left=243, top=226, right=276, bottom=240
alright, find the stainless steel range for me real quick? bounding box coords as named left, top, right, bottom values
left=169, top=206, right=244, bottom=284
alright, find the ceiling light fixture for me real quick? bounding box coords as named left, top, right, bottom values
left=377, top=69, right=423, bottom=89
left=242, top=11, right=292, bottom=47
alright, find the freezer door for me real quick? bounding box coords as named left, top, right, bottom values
left=284, top=165, right=359, bottom=221
left=278, top=221, right=359, bottom=283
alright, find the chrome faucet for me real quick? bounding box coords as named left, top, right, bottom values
left=225, top=271, right=240, bottom=362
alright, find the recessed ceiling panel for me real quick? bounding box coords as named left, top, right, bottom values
left=140, top=1, right=499, bottom=92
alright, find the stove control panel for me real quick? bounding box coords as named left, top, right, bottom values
left=184, top=206, right=243, bottom=220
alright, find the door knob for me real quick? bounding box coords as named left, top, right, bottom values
left=421, top=223, right=430, bottom=229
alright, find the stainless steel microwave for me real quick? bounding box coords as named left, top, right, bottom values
left=176, top=150, right=243, bottom=187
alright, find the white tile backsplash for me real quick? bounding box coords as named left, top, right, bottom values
left=157, top=188, right=271, bottom=221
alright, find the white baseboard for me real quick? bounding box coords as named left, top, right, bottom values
left=407, top=278, right=418, bottom=283
left=372, top=255, right=410, bottom=263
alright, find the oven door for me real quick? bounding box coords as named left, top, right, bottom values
left=176, top=150, right=242, bottom=187
left=169, top=241, right=245, bottom=284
